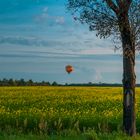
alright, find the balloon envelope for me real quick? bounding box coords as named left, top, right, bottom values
left=65, top=65, right=73, bottom=74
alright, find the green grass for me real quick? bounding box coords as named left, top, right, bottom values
left=0, top=131, right=140, bottom=140
left=0, top=86, right=140, bottom=139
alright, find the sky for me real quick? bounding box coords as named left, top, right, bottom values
left=0, top=0, right=140, bottom=84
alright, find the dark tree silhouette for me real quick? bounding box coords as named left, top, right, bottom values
left=67, top=0, right=140, bottom=136
left=27, top=79, right=33, bottom=86
left=52, top=81, right=58, bottom=86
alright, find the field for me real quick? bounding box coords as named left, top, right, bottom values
left=0, top=86, right=140, bottom=139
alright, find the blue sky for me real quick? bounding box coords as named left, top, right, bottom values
left=0, top=0, right=140, bottom=84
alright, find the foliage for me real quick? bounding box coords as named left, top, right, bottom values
left=0, top=78, right=125, bottom=86
left=67, top=1, right=140, bottom=135
left=67, top=0, right=140, bottom=49
left=0, top=78, right=52, bottom=86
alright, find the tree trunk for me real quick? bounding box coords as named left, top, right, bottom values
left=123, top=50, right=136, bottom=136
left=121, top=18, right=136, bottom=136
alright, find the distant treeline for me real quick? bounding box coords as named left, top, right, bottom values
left=0, top=78, right=140, bottom=87
left=66, top=83, right=123, bottom=87
left=0, top=78, right=52, bottom=86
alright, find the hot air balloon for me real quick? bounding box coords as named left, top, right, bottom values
left=65, top=65, right=73, bottom=74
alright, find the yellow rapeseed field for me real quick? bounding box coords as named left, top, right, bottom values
left=0, top=86, right=140, bottom=133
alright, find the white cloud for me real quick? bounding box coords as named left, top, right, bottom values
left=94, top=69, right=102, bottom=82
left=55, top=16, right=65, bottom=24
left=43, top=7, right=48, bottom=12
left=79, top=48, right=114, bottom=55
left=34, top=6, right=65, bottom=25
left=0, top=36, right=48, bottom=46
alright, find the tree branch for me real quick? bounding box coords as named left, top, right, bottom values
left=105, top=0, right=119, bottom=14
left=124, top=0, right=133, bottom=10
left=116, top=0, right=124, bottom=8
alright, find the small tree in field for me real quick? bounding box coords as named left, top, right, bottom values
left=67, top=0, right=140, bottom=136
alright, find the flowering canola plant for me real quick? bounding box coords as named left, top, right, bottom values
left=0, top=86, right=140, bottom=133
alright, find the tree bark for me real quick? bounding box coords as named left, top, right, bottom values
left=123, top=50, right=136, bottom=136
left=120, top=16, right=136, bottom=136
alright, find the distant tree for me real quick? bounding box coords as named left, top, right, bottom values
left=46, top=82, right=51, bottom=86
left=18, top=78, right=25, bottom=86
left=27, top=79, right=33, bottom=86
left=88, top=82, right=93, bottom=85
left=8, top=78, right=14, bottom=86
left=41, top=81, right=46, bottom=86
left=67, top=0, right=140, bottom=136
left=65, top=83, right=68, bottom=86
left=14, top=80, right=18, bottom=86
left=2, top=78, right=8, bottom=86
left=0, top=78, right=53, bottom=86
left=52, top=81, right=58, bottom=86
